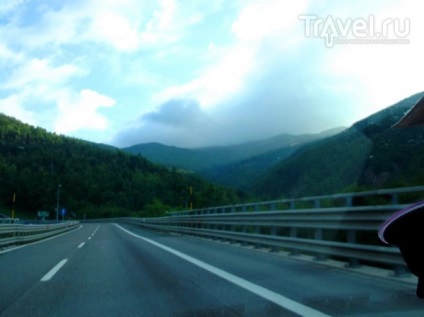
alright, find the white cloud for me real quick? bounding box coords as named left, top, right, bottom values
left=54, top=89, right=116, bottom=134
left=0, top=94, right=36, bottom=125
left=21, top=0, right=182, bottom=52
left=0, top=43, right=24, bottom=66
left=153, top=44, right=255, bottom=108
left=0, top=0, right=145, bottom=52
left=87, top=11, right=141, bottom=51
left=140, top=0, right=178, bottom=45
left=231, top=0, right=308, bottom=43
left=0, top=0, right=23, bottom=15
left=82, top=12, right=140, bottom=52
left=152, top=0, right=310, bottom=110
left=2, top=58, right=84, bottom=89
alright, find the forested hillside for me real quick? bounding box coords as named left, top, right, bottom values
left=201, top=145, right=302, bottom=190
left=0, top=114, right=240, bottom=219
left=252, top=92, right=424, bottom=198
left=123, top=128, right=345, bottom=188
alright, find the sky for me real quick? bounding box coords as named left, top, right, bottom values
left=0, top=0, right=423, bottom=148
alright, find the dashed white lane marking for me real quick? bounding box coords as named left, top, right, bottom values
left=41, top=259, right=68, bottom=282
left=87, top=225, right=100, bottom=240
left=92, top=225, right=99, bottom=236
left=78, top=242, right=85, bottom=248
left=115, top=224, right=331, bottom=317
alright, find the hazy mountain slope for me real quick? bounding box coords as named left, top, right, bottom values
left=200, top=145, right=301, bottom=190
left=122, top=127, right=345, bottom=173
left=123, top=142, right=201, bottom=171
left=251, top=92, right=424, bottom=198
left=200, top=127, right=345, bottom=190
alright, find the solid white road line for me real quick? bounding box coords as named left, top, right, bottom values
left=78, top=242, right=85, bottom=248
left=114, top=224, right=331, bottom=317
left=41, top=259, right=68, bottom=282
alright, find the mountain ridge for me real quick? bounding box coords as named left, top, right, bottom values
left=122, top=127, right=346, bottom=173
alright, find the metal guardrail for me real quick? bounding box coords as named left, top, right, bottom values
left=0, top=221, right=80, bottom=249
left=87, top=186, right=424, bottom=276
left=171, top=185, right=424, bottom=216
left=126, top=206, right=407, bottom=270
left=0, top=218, right=20, bottom=224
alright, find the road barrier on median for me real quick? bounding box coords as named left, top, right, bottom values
left=0, top=221, right=80, bottom=249
left=87, top=186, right=424, bottom=276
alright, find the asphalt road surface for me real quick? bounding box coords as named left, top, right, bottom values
left=0, top=223, right=422, bottom=317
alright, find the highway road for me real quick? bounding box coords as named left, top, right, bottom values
left=0, top=223, right=422, bottom=317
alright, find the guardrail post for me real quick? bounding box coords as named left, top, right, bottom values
left=314, top=200, right=320, bottom=208
left=346, top=230, right=361, bottom=268
left=391, top=194, right=399, bottom=205
left=314, top=228, right=327, bottom=261
left=345, top=196, right=353, bottom=207
left=290, top=201, right=295, bottom=209
left=314, top=228, right=322, bottom=240
left=254, top=226, right=261, bottom=248
left=394, top=265, right=410, bottom=277
left=269, top=227, right=279, bottom=252
left=289, top=228, right=300, bottom=256
left=270, top=203, right=276, bottom=211
left=241, top=226, right=248, bottom=246
left=230, top=225, right=237, bottom=243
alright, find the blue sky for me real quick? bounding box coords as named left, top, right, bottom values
left=1, top=0, right=423, bottom=148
